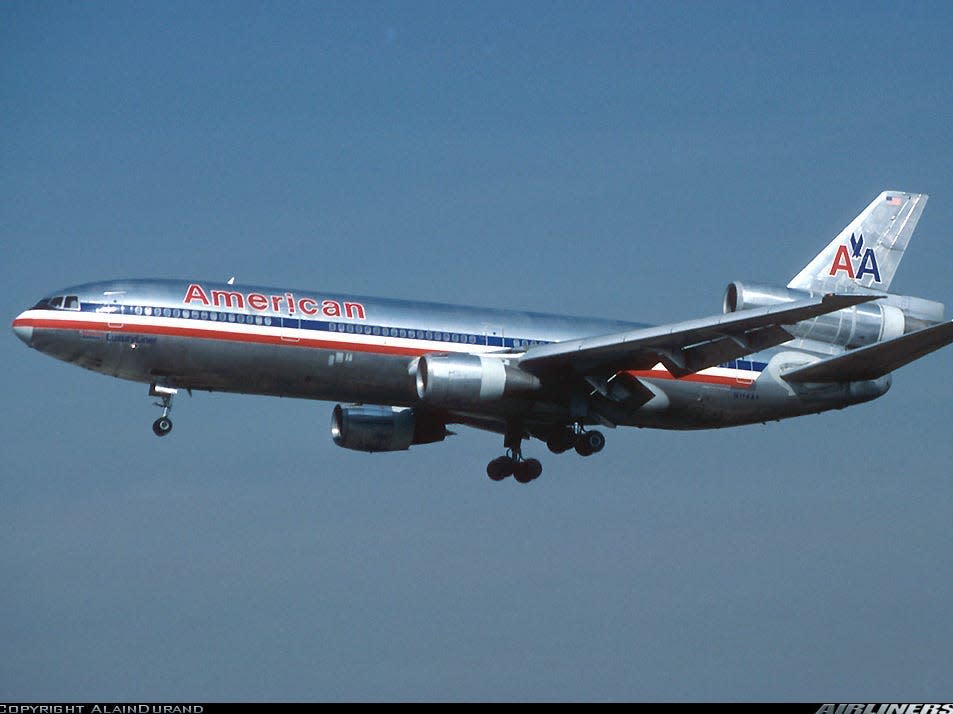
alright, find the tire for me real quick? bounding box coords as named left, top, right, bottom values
left=514, top=458, right=542, bottom=483
left=152, top=417, right=173, bottom=437
left=585, top=430, right=606, bottom=453
left=487, top=456, right=515, bottom=481
left=575, top=430, right=604, bottom=456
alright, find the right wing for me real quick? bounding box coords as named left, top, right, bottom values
left=782, top=320, right=953, bottom=383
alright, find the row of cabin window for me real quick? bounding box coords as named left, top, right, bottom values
left=127, top=305, right=543, bottom=346
left=131, top=305, right=275, bottom=325
left=327, top=322, right=546, bottom=347
left=719, top=359, right=769, bottom=371
left=107, top=303, right=547, bottom=349
left=328, top=322, right=480, bottom=344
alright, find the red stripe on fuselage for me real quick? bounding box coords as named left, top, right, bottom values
left=626, top=369, right=756, bottom=388
left=14, top=316, right=431, bottom=358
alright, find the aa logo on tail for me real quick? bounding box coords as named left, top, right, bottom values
left=828, top=233, right=881, bottom=283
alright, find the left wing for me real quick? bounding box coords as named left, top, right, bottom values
left=517, top=294, right=878, bottom=379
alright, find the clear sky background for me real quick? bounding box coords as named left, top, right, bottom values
left=3, top=1, right=953, bottom=702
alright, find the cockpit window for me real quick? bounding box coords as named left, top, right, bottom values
left=31, top=295, right=80, bottom=310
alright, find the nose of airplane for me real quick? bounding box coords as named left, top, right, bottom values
left=12, top=313, right=33, bottom=347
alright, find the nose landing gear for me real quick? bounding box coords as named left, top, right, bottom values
left=149, top=384, right=177, bottom=437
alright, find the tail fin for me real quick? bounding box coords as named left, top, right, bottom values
left=787, top=191, right=928, bottom=293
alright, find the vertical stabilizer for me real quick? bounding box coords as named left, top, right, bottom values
left=788, top=191, right=927, bottom=293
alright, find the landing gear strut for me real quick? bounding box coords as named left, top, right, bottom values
left=150, top=384, right=177, bottom=437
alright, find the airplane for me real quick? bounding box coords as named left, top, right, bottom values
left=12, top=190, right=953, bottom=483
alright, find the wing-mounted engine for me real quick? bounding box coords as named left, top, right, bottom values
left=724, top=281, right=944, bottom=348
left=331, top=404, right=448, bottom=452
left=414, top=354, right=541, bottom=409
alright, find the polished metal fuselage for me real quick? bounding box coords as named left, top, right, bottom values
left=13, top=278, right=890, bottom=432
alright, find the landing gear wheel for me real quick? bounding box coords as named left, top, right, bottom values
left=513, top=458, right=543, bottom=484
left=487, top=456, right=515, bottom=481
left=546, top=428, right=576, bottom=454
left=152, top=416, right=173, bottom=437
left=575, top=430, right=605, bottom=456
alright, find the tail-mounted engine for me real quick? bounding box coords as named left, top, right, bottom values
left=331, top=404, right=447, bottom=453
left=724, top=281, right=944, bottom=348
left=414, top=354, right=541, bottom=409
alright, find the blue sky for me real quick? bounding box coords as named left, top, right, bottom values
left=3, top=1, right=953, bottom=701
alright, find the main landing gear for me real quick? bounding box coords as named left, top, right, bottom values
left=486, top=423, right=606, bottom=484
left=487, top=452, right=543, bottom=484
left=487, top=425, right=542, bottom=484
left=150, top=384, right=177, bottom=437
left=545, top=424, right=606, bottom=457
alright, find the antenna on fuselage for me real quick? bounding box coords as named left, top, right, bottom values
left=227, top=276, right=235, bottom=285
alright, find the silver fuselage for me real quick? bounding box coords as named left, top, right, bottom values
left=11, top=278, right=890, bottom=434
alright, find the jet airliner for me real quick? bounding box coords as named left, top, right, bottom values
left=12, top=191, right=953, bottom=483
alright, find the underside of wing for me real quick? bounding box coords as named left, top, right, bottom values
left=782, top=320, right=953, bottom=383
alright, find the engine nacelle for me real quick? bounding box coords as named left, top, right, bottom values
left=724, top=281, right=944, bottom=348
left=331, top=404, right=447, bottom=452
left=414, top=353, right=541, bottom=408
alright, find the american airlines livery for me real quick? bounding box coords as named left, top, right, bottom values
left=12, top=191, right=953, bottom=483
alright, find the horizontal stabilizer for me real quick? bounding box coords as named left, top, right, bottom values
left=782, top=321, right=953, bottom=383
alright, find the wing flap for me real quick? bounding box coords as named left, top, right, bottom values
left=518, top=294, right=879, bottom=378
left=782, top=321, right=953, bottom=383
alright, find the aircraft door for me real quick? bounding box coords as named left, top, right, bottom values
left=483, top=325, right=504, bottom=348
left=281, top=317, right=300, bottom=343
